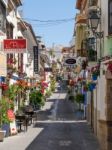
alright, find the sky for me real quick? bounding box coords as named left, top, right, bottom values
left=23, top=0, right=77, bottom=47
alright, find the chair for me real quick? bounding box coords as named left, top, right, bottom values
left=16, top=115, right=28, bottom=132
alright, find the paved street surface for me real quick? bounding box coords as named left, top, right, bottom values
left=0, top=90, right=100, bottom=150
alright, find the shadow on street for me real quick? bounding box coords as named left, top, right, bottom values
left=25, top=88, right=100, bottom=150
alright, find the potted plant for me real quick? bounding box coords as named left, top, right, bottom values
left=29, top=89, right=45, bottom=109
left=75, top=93, right=85, bottom=111
left=87, top=82, right=96, bottom=91
left=91, top=66, right=100, bottom=80
left=75, top=93, right=85, bottom=104
left=0, top=98, right=12, bottom=137
left=45, top=89, right=51, bottom=98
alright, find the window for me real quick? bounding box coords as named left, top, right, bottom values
left=6, top=21, right=13, bottom=38
left=108, top=0, right=112, bottom=35
left=0, top=2, right=6, bottom=32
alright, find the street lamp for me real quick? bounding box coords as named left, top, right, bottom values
left=88, top=10, right=103, bottom=38
left=89, top=11, right=100, bottom=31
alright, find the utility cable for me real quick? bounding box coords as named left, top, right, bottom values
left=23, top=17, right=74, bottom=28
left=23, top=17, right=74, bottom=23
left=32, top=19, right=74, bottom=28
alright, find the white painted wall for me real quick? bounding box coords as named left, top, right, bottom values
left=100, top=0, right=108, bottom=37
left=97, top=69, right=106, bottom=120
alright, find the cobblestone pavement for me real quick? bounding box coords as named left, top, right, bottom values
left=0, top=91, right=100, bottom=150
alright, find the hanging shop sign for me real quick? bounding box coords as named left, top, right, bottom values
left=0, top=53, right=7, bottom=76
left=3, top=39, right=27, bottom=53
left=10, top=121, right=17, bottom=135
left=33, top=46, right=39, bottom=74
left=65, top=58, right=76, bottom=65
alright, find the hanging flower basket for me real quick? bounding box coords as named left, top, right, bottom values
left=91, top=66, right=100, bottom=80
left=0, top=83, right=9, bottom=91
left=92, top=75, right=98, bottom=81
left=87, top=82, right=96, bottom=91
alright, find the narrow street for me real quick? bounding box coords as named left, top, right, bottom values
left=25, top=89, right=100, bottom=150
left=0, top=87, right=100, bottom=150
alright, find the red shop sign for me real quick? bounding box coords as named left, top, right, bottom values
left=4, top=39, right=27, bottom=53
left=7, top=109, right=15, bottom=121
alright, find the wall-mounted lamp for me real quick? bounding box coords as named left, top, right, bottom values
left=88, top=9, right=103, bottom=38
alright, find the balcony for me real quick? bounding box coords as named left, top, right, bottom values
left=8, top=0, right=15, bottom=12
left=76, top=0, right=87, bottom=10
left=13, top=0, right=22, bottom=7
left=76, top=0, right=82, bottom=9
left=77, top=49, right=87, bottom=57
left=75, top=24, right=87, bottom=52
left=76, top=14, right=87, bottom=24
left=88, top=0, right=98, bottom=7
left=8, top=0, right=22, bottom=11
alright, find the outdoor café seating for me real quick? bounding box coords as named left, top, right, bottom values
left=15, top=114, right=29, bottom=132
left=23, top=105, right=34, bottom=124
left=15, top=105, right=39, bottom=132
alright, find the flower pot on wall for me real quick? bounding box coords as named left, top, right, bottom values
left=92, top=75, right=98, bottom=80
left=88, top=83, right=96, bottom=91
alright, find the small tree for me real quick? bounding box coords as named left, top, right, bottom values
left=0, top=98, right=11, bottom=126
left=29, top=89, right=45, bottom=109
left=75, top=93, right=84, bottom=104
left=75, top=93, right=85, bottom=111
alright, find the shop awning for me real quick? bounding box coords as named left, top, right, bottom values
left=75, top=24, right=87, bottom=51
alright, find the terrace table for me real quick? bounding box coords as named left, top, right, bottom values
left=15, top=114, right=29, bottom=132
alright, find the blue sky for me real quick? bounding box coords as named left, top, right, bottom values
left=23, top=0, right=77, bottom=47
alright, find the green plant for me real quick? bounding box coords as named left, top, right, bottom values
left=5, top=84, right=19, bottom=101
left=75, top=93, right=84, bottom=104
left=45, top=89, right=52, bottom=98
left=0, top=98, right=11, bottom=126
left=50, top=78, right=56, bottom=92
left=29, top=89, right=45, bottom=108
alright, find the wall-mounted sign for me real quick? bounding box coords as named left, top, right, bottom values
left=4, top=39, right=27, bottom=53
left=65, top=58, right=76, bottom=65
left=33, top=46, right=38, bottom=74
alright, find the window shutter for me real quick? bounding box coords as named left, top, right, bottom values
left=108, top=0, right=112, bottom=35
